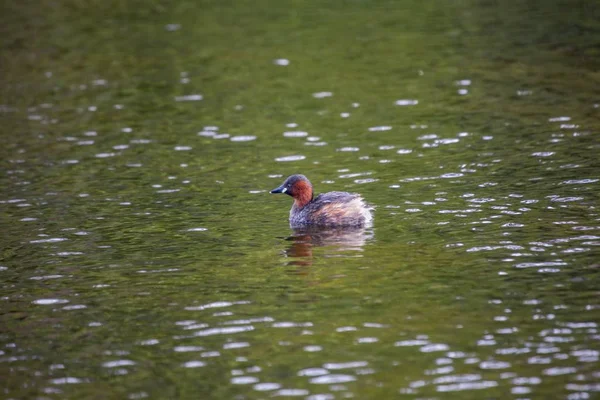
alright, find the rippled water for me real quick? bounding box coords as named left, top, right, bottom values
left=1, top=0, right=599, bottom=399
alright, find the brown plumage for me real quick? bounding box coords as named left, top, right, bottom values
left=270, top=175, right=373, bottom=228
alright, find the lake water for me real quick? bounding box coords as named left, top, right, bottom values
left=1, top=0, right=599, bottom=399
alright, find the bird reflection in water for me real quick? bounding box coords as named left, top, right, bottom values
left=283, top=226, right=374, bottom=267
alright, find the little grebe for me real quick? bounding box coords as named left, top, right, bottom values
left=270, top=174, right=373, bottom=228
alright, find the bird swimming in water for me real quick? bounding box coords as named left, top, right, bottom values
left=270, top=174, right=373, bottom=228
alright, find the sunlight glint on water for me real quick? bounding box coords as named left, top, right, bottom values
left=1, top=0, right=599, bottom=399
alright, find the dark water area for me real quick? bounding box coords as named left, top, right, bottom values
left=1, top=0, right=599, bottom=399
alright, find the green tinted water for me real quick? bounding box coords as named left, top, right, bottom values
left=1, top=1, right=599, bottom=399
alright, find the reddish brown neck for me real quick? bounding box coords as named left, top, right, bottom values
left=293, top=180, right=313, bottom=208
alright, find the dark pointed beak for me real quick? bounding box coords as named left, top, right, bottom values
left=270, top=185, right=286, bottom=194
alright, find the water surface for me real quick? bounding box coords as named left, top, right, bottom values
left=1, top=1, right=599, bottom=399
